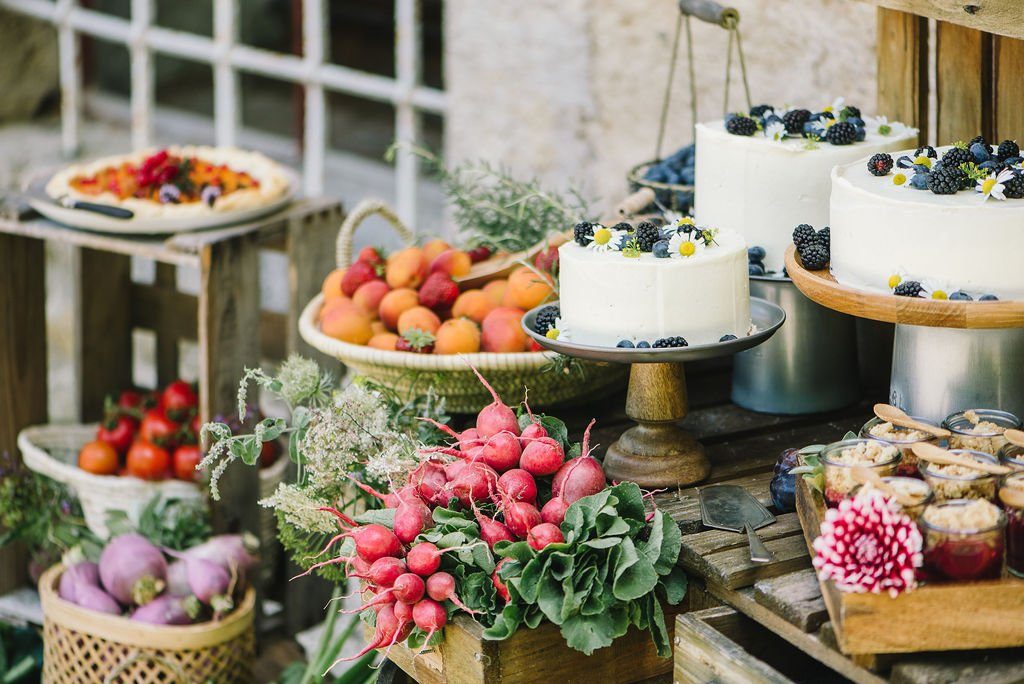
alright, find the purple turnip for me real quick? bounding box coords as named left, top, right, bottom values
left=131, top=594, right=200, bottom=625
left=180, top=533, right=259, bottom=574
left=58, top=561, right=100, bottom=603
left=99, top=534, right=167, bottom=605
left=167, top=551, right=234, bottom=615
left=166, top=560, right=190, bottom=597
left=74, top=585, right=122, bottom=615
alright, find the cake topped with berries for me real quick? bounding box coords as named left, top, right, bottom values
left=829, top=136, right=1024, bottom=301
left=554, top=217, right=750, bottom=347
left=695, top=100, right=918, bottom=274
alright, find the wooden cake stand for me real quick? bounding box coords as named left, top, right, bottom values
left=522, top=299, right=786, bottom=488
left=785, top=245, right=1024, bottom=421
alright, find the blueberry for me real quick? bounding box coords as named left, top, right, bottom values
left=645, top=166, right=669, bottom=183
left=896, top=155, right=914, bottom=169
left=980, top=294, right=999, bottom=301
left=802, top=121, right=817, bottom=138
left=912, top=164, right=931, bottom=174
left=749, top=263, right=766, bottom=276
left=678, top=169, right=696, bottom=184
left=1005, top=156, right=1023, bottom=166
left=652, top=240, right=670, bottom=258
left=980, top=160, right=1002, bottom=171
left=855, top=127, right=866, bottom=142
left=748, top=246, right=766, bottom=262
left=616, top=339, right=634, bottom=348
left=909, top=173, right=930, bottom=190
left=970, top=142, right=991, bottom=163
left=719, top=334, right=738, bottom=342
left=949, top=291, right=973, bottom=301
left=846, top=116, right=865, bottom=127
left=636, top=341, right=651, bottom=348
left=764, top=114, right=783, bottom=127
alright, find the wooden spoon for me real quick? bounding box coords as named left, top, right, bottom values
left=911, top=442, right=1011, bottom=475
left=852, top=466, right=919, bottom=507
left=873, top=404, right=951, bottom=440
left=999, top=486, right=1024, bottom=509
left=1005, top=428, right=1024, bottom=448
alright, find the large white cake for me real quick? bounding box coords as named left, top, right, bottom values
left=695, top=114, right=918, bottom=273
left=830, top=145, right=1024, bottom=300
left=557, top=222, right=750, bottom=347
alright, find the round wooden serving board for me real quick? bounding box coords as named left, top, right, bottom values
left=784, top=245, right=1024, bottom=329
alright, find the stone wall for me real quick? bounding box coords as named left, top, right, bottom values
left=444, top=0, right=878, bottom=213
left=0, top=8, right=57, bottom=123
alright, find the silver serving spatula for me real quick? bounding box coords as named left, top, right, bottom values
left=699, top=484, right=775, bottom=563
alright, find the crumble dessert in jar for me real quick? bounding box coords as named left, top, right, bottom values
left=998, top=442, right=1024, bottom=472
left=853, top=476, right=933, bottom=522
left=920, top=499, right=1005, bottom=581
left=1000, top=471, right=1024, bottom=578
left=943, top=409, right=1020, bottom=456
left=919, top=450, right=999, bottom=501
left=821, top=439, right=901, bottom=507
left=860, top=416, right=939, bottom=477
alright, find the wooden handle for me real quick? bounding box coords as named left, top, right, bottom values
left=1005, top=428, right=1024, bottom=448
left=615, top=188, right=656, bottom=217
left=873, top=403, right=951, bottom=439
left=851, top=466, right=918, bottom=507
left=999, top=486, right=1024, bottom=508
left=335, top=198, right=416, bottom=267
left=677, top=0, right=739, bottom=27
left=911, top=442, right=1012, bottom=475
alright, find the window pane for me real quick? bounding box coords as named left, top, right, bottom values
left=422, top=0, right=443, bottom=89
left=154, top=54, right=213, bottom=118
left=155, top=0, right=212, bottom=37
left=328, top=2, right=394, bottom=77
left=239, top=0, right=295, bottom=52
left=240, top=72, right=299, bottom=140
left=327, top=90, right=394, bottom=160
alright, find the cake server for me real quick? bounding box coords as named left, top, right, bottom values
left=57, top=195, right=134, bottom=219
left=699, top=484, right=775, bottom=563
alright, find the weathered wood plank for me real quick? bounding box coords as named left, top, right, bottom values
left=858, top=0, right=1024, bottom=40
left=753, top=570, right=828, bottom=633
left=890, top=650, right=1024, bottom=684
left=680, top=513, right=803, bottom=560
left=692, top=534, right=810, bottom=591
left=674, top=608, right=794, bottom=684
left=656, top=470, right=774, bottom=535
left=936, top=21, right=993, bottom=144
left=993, top=35, right=1024, bottom=142
left=876, top=8, right=928, bottom=143
left=153, top=263, right=180, bottom=385
left=286, top=202, right=343, bottom=360
left=78, top=248, right=133, bottom=421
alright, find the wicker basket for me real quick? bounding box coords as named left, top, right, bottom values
left=40, top=565, right=254, bottom=683
left=301, top=199, right=626, bottom=413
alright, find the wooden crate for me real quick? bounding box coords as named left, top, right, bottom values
left=795, top=478, right=1024, bottom=655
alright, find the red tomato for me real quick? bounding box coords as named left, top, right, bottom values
left=172, top=444, right=203, bottom=482
left=78, top=440, right=119, bottom=475
left=189, top=414, right=203, bottom=442
left=126, top=440, right=171, bottom=481
left=96, top=414, right=137, bottom=456
left=117, top=389, right=144, bottom=411
left=161, top=380, right=199, bottom=421
left=139, top=409, right=180, bottom=448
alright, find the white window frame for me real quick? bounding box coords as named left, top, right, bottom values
left=1, top=0, right=445, bottom=222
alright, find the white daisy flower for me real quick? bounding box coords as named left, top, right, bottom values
left=673, top=215, right=697, bottom=230
left=810, top=117, right=834, bottom=135
left=587, top=225, right=626, bottom=252
left=824, top=96, right=845, bottom=114
left=920, top=278, right=954, bottom=301
left=764, top=120, right=787, bottom=142
left=544, top=317, right=571, bottom=341
left=668, top=231, right=706, bottom=259
left=863, top=115, right=908, bottom=138
left=976, top=168, right=1014, bottom=201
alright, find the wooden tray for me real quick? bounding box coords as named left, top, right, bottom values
left=784, top=245, right=1024, bottom=329
left=794, top=478, right=1024, bottom=655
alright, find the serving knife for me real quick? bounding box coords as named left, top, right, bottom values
left=57, top=195, right=134, bottom=220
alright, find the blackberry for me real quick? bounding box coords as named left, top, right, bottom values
left=634, top=221, right=661, bottom=252
left=839, top=105, right=861, bottom=120
left=894, top=280, right=924, bottom=298
left=749, top=104, right=773, bottom=119
left=725, top=116, right=758, bottom=136
left=573, top=221, right=594, bottom=246
left=915, top=145, right=937, bottom=159
left=792, top=223, right=817, bottom=250
left=816, top=227, right=830, bottom=251
left=719, top=334, right=738, bottom=342
left=826, top=121, right=857, bottom=145
left=928, top=166, right=967, bottom=195
left=533, top=305, right=560, bottom=335
left=969, top=135, right=989, bottom=151
left=653, top=336, right=688, bottom=348
left=799, top=243, right=829, bottom=270
left=997, top=139, right=1020, bottom=161
left=1003, top=170, right=1024, bottom=199
left=867, top=153, right=893, bottom=176
left=782, top=109, right=811, bottom=134
left=941, top=145, right=972, bottom=169
left=612, top=221, right=633, bottom=233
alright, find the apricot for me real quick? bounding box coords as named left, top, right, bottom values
left=321, top=268, right=347, bottom=300
left=481, top=307, right=528, bottom=353
left=451, top=289, right=495, bottom=324
left=434, top=318, right=482, bottom=354
left=368, top=332, right=400, bottom=351
left=352, top=280, right=390, bottom=317
left=378, top=288, right=420, bottom=331
left=370, top=320, right=387, bottom=336
left=429, top=249, right=471, bottom=278
left=502, top=266, right=554, bottom=310
left=319, top=296, right=352, bottom=322
left=422, top=238, right=452, bottom=264
left=482, top=279, right=507, bottom=305
left=320, top=300, right=373, bottom=345
left=397, top=306, right=442, bottom=335
left=386, top=247, right=428, bottom=289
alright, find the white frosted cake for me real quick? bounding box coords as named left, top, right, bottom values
left=830, top=141, right=1024, bottom=301
left=555, top=220, right=750, bottom=347
left=695, top=104, right=918, bottom=273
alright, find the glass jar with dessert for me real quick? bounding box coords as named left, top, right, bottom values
left=999, top=442, right=1024, bottom=472
left=920, top=499, right=1005, bottom=582
left=853, top=476, right=933, bottom=522
left=920, top=450, right=1000, bottom=501
left=859, top=416, right=939, bottom=477
left=999, top=472, right=1024, bottom=579
left=821, top=439, right=901, bottom=507
left=942, top=409, right=1021, bottom=456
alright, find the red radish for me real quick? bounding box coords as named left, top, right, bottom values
left=342, top=585, right=398, bottom=614
left=354, top=557, right=407, bottom=588
left=334, top=603, right=403, bottom=665
left=519, top=391, right=547, bottom=442
left=351, top=556, right=372, bottom=578
left=519, top=437, right=565, bottom=476
left=540, top=497, right=569, bottom=526
left=464, top=445, right=485, bottom=462
left=443, top=458, right=469, bottom=481
left=99, top=534, right=167, bottom=606
left=405, top=541, right=483, bottom=576
left=394, top=499, right=431, bottom=544
left=468, top=364, right=520, bottom=438
left=393, top=599, right=414, bottom=622
left=425, top=572, right=478, bottom=614
left=527, top=523, right=564, bottom=550
left=497, top=469, right=537, bottom=503
left=503, top=500, right=542, bottom=538
left=459, top=427, right=484, bottom=451
left=315, top=512, right=402, bottom=565
left=479, top=431, right=522, bottom=472
left=412, top=598, right=448, bottom=649
left=472, top=504, right=516, bottom=548
left=346, top=475, right=410, bottom=509
left=551, top=419, right=606, bottom=504
left=392, top=573, right=426, bottom=603
left=449, top=461, right=499, bottom=507
left=492, top=558, right=511, bottom=602
left=411, top=460, right=449, bottom=506
left=73, top=585, right=122, bottom=615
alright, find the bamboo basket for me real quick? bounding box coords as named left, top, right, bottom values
left=39, top=565, right=254, bottom=683
left=300, top=199, right=626, bottom=413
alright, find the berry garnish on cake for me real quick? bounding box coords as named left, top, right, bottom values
left=725, top=115, right=758, bottom=136
left=634, top=221, right=661, bottom=252
left=723, top=100, right=909, bottom=150
left=791, top=223, right=830, bottom=271
left=867, top=153, right=893, bottom=176
left=652, top=336, right=688, bottom=348
left=533, top=305, right=560, bottom=335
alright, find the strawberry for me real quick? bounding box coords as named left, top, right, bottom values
left=341, top=260, right=383, bottom=297
left=418, top=272, right=460, bottom=312
left=468, top=246, right=492, bottom=263
left=533, top=245, right=559, bottom=274
left=396, top=329, right=435, bottom=354
left=357, top=246, right=384, bottom=266
left=527, top=338, right=544, bottom=352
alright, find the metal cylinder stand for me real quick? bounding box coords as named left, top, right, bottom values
left=889, top=324, right=1024, bottom=423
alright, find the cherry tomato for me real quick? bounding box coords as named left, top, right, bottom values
left=78, top=440, right=119, bottom=475
left=189, top=414, right=203, bottom=442
left=139, top=409, right=180, bottom=449
left=172, top=444, right=203, bottom=482
left=161, top=380, right=199, bottom=421
left=127, top=440, right=171, bottom=481
left=96, top=414, right=138, bottom=456
left=117, top=389, right=144, bottom=411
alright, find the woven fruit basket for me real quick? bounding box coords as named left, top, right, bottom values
left=299, top=199, right=626, bottom=413
left=39, top=565, right=255, bottom=683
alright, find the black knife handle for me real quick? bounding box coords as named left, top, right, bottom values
left=71, top=200, right=134, bottom=220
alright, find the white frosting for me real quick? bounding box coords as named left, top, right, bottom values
left=694, top=121, right=918, bottom=272
left=830, top=146, right=1024, bottom=300
left=557, top=230, right=750, bottom=346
